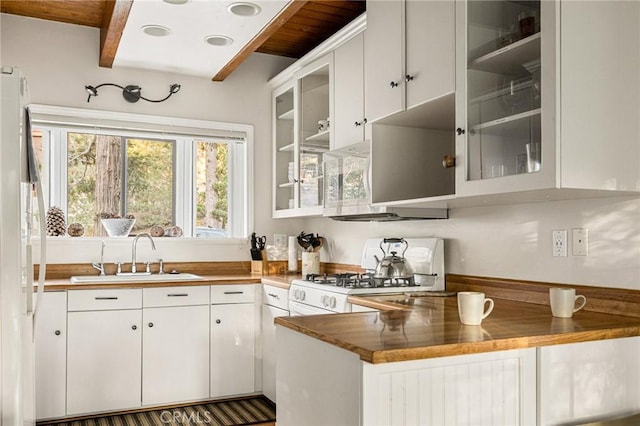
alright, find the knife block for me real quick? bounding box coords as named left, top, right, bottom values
left=251, top=250, right=267, bottom=275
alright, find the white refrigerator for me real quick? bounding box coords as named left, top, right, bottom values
left=1, top=66, right=46, bottom=425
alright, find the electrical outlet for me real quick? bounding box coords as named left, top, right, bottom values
left=572, top=228, right=588, bottom=256
left=552, top=230, right=567, bottom=257
left=274, top=233, right=287, bottom=248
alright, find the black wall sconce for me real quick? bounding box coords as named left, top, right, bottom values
left=84, top=83, right=181, bottom=103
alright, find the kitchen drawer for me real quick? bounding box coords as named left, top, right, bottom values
left=211, top=284, right=256, bottom=304
left=262, top=284, right=289, bottom=311
left=67, top=289, right=142, bottom=311
left=143, top=285, right=210, bottom=308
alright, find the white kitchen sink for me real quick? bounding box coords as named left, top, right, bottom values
left=70, top=273, right=204, bottom=284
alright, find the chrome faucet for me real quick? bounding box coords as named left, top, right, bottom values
left=92, top=240, right=106, bottom=276
left=131, top=233, right=156, bottom=274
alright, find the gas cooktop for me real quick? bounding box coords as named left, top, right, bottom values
left=304, top=273, right=416, bottom=288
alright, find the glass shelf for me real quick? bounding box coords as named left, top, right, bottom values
left=278, top=109, right=294, bottom=120
left=278, top=143, right=294, bottom=152
left=469, top=32, right=541, bottom=76
left=472, top=108, right=541, bottom=133
left=305, top=129, right=330, bottom=142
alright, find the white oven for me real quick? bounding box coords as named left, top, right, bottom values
left=288, top=300, right=335, bottom=316
left=288, top=238, right=445, bottom=315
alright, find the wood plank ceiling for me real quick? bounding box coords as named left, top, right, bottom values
left=0, top=0, right=366, bottom=81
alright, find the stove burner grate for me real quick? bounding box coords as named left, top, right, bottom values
left=305, top=273, right=416, bottom=288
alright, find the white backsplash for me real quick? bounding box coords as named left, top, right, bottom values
left=305, top=195, right=640, bottom=290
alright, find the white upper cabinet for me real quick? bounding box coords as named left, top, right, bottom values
left=334, top=32, right=366, bottom=150
left=364, top=0, right=404, bottom=123
left=454, top=0, right=639, bottom=198
left=272, top=55, right=332, bottom=218
left=364, top=0, right=456, bottom=124
left=405, top=0, right=456, bottom=110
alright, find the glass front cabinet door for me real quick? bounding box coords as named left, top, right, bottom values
left=272, top=56, right=331, bottom=218
left=273, top=82, right=298, bottom=216
left=455, top=0, right=556, bottom=197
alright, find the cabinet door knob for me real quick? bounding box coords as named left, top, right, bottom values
left=442, top=155, right=456, bottom=168
left=405, top=75, right=414, bottom=82
left=456, top=127, right=466, bottom=136
left=389, top=81, right=399, bottom=88
left=216, top=319, right=221, bottom=324
left=131, top=325, right=137, bottom=330
left=54, top=330, right=61, bottom=336
left=148, top=322, right=154, bottom=328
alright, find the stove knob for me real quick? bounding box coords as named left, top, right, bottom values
left=330, top=297, right=337, bottom=309
left=293, top=289, right=300, bottom=300
left=300, top=290, right=306, bottom=301
left=320, top=295, right=326, bottom=306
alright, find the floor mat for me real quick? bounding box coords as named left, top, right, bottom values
left=40, top=396, right=276, bottom=426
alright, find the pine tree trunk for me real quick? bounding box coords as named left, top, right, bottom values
left=204, top=143, right=218, bottom=228
left=94, top=135, right=122, bottom=236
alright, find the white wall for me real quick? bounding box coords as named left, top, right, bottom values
left=305, top=195, right=640, bottom=290
left=1, top=13, right=303, bottom=263
left=2, top=14, right=639, bottom=289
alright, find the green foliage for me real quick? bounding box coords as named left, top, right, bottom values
left=126, top=139, right=174, bottom=231
left=67, top=133, right=97, bottom=235
left=66, top=132, right=229, bottom=237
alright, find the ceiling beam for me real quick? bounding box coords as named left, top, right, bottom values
left=212, top=0, right=309, bottom=82
left=100, top=0, right=134, bottom=68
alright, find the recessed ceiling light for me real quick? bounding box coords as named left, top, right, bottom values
left=141, top=25, right=171, bottom=37
left=205, top=35, right=234, bottom=47
left=227, top=2, right=261, bottom=17
left=162, top=0, right=190, bottom=4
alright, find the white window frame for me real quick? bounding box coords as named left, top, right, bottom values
left=29, top=104, right=254, bottom=240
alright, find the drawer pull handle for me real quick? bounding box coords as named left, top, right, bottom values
left=216, top=319, right=221, bottom=324
left=95, top=296, right=118, bottom=300
left=167, top=293, right=189, bottom=297
left=54, top=330, right=61, bottom=336
left=131, top=325, right=137, bottom=330
left=148, top=322, right=154, bottom=328
left=268, top=293, right=280, bottom=299
left=223, top=291, right=244, bottom=295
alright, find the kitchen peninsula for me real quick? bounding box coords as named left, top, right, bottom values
left=275, top=278, right=640, bottom=426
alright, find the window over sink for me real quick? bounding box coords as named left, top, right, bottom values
left=29, top=105, right=252, bottom=239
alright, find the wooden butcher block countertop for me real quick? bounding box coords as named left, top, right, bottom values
left=275, top=294, right=640, bottom=364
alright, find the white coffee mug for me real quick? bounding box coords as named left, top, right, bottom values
left=457, top=292, right=494, bottom=325
left=549, top=287, right=586, bottom=318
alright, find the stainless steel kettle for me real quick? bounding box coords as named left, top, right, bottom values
left=373, top=238, right=414, bottom=279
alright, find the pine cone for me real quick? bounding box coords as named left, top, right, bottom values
left=46, top=207, right=66, bottom=236
left=68, top=223, right=84, bottom=237
left=164, top=226, right=183, bottom=237
left=150, top=225, right=165, bottom=237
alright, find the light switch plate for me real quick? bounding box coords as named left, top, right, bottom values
left=552, top=230, right=567, bottom=257
left=572, top=228, right=588, bottom=256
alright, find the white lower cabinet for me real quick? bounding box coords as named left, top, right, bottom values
left=142, top=305, right=210, bottom=405
left=277, top=326, right=537, bottom=426
left=538, top=336, right=640, bottom=425
left=210, top=284, right=257, bottom=398
left=40, top=284, right=258, bottom=419
left=262, top=304, right=288, bottom=402
left=34, top=291, right=67, bottom=420
left=141, top=286, right=210, bottom=406
left=67, top=308, right=142, bottom=415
